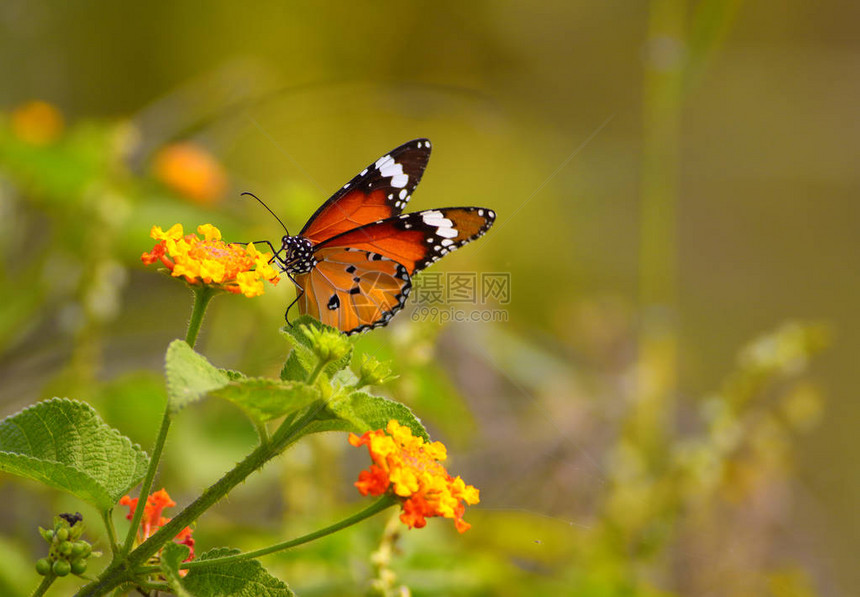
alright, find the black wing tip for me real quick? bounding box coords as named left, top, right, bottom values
left=403, top=138, right=431, bottom=150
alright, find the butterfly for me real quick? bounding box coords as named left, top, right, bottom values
left=259, top=139, right=495, bottom=335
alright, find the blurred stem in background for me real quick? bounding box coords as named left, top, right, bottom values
left=634, top=0, right=745, bottom=461
left=634, top=0, right=686, bottom=462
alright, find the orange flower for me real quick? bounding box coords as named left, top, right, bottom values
left=349, top=420, right=480, bottom=533
left=153, top=142, right=228, bottom=204
left=11, top=100, right=64, bottom=145
left=141, top=223, right=280, bottom=297
left=120, top=489, right=195, bottom=563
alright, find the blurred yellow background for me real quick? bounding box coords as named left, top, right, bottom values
left=0, top=1, right=857, bottom=596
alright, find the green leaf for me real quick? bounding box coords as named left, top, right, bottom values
left=183, top=548, right=294, bottom=597
left=212, top=378, right=321, bottom=423
left=280, top=316, right=352, bottom=382
left=165, top=340, right=230, bottom=413
left=160, top=542, right=194, bottom=597
left=0, top=398, right=149, bottom=511
left=309, top=391, right=429, bottom=440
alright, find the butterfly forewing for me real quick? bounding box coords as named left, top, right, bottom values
left=299, top=139, right=432, bottom=244
left=295, top=247, right=412, bottom=334
left=315, top=207, right=496, bottom=275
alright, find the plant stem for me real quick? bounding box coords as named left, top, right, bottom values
left=306, top=360, right=326, bottom=385
left=101, top=510, right=119, bottom=555
left=31, top=574, right=55, bottom=597
left=75, top=400, right=326, bottom=597
left=119, top=285, right=215, bottom=559
left=185, top=286, right=216, bottom=348
left=137, top=496, right=396, bottom=573
left=121, top=408, right=171, bottom=557
left=633, top=0, right=686, bottom=457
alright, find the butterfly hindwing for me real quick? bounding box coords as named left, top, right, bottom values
left=299, top=139, right=432, bottom=244
left=314, top=207, right=496, bottom=275
left=295, top=246, right=412, bottom=335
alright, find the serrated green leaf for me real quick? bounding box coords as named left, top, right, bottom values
left=0, top=398, right=149, bottom=511
left=165, top=340, right=230, bottom=413
left=279, top=343, right=316, bottom=383
left=308, top=391, right=428, bottom=440
left=183, top=548, right=294, bottom=597
left=279, top=316, right=352, bottom=382
left=211, top=378, right=322, bottom=423
left=161, top=542, right=194, bottom=597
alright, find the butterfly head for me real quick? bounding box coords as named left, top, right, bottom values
left=277, top=235, right=317, bottom=275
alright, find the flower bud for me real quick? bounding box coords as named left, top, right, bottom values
left=301, top=324, right=351, bottom=365
left=357, top=354, right=396, bottom=388
left=52, top=559, right=71, bottom=577
left=35, top=558, right=51, bottom=576
left=70, top=558, right=88, bottom=575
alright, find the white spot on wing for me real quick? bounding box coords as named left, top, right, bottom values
left=421, top=211, right=457, bottom=238
left=376, top=154, right=409, bottom=188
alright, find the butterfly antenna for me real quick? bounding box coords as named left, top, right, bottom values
left=241, top=192, right=290, bottom=236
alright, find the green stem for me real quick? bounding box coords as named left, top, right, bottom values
left=187, top=495, right=397, bottom=566
left=121, top=408, right=171, bottom=557
left=30, top=574, right=55, bottom=597
left=119, top=284, right=216, bottom=559
left=75, top=401, right=326, bottom=597
left=253, top=419, right=270, bottom=448
left=137, top=496, right=398, bottom=574
left=185, top=286, right=216, bottom=348
left=633, top=0, right=686, bottom=457
left=101, top=510, right=119, bottom=555
left=306, top=360, right=327, bottom=385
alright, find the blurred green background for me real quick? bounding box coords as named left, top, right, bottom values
left=0, top=1, right=857, bottom=595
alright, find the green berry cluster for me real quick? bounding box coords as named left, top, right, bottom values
left=35, top=513, right=94, bottom=577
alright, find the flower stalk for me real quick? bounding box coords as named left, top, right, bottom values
left=76, top=400, right=327, bottom=597
left=30, top=574, right=55, bottom=597
left=185, top=286, right=216, bottom=348
left=136, top=495, right=398, bottom=575
left=120, top=282, right=213, bottom=558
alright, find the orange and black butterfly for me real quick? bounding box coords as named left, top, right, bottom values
left=257, top=139, right=495, bottom=335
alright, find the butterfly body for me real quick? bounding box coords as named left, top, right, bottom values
left=278, top=236, right=317, bottom=275
left=271, top=139, right=495, bottom=335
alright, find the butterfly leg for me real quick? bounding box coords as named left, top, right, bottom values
left=284, top=272, right=303, bottom=328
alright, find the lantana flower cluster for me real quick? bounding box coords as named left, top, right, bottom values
left=350, top=420, right=480, bottom=533
left=141, top=223, right=280, bottom=297
left=153, top=142, right=228, bottom=204
left=120, top=489, right=195, bottom=563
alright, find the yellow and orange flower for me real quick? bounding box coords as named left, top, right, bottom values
left=141, top=223, right=280, bottom=297
left=153, top=142, right=228, bottom=204
left=349, top=420, right=480, bottom=533
left=11, top=100, right=64, bottom=146
left=120, top=489, right=195, bottom=563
